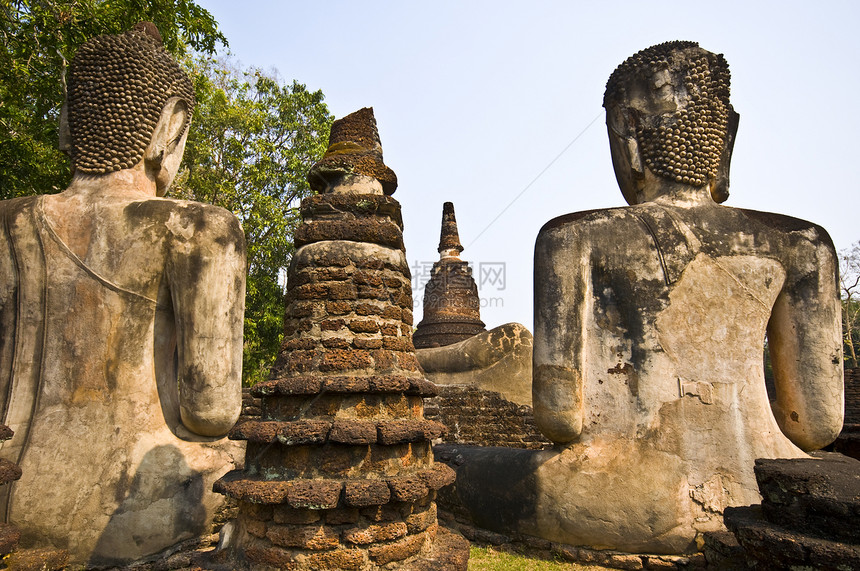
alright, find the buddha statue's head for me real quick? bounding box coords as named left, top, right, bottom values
left=63, top=22, right=195, bottom=194
left=603, top=41, right=739, bottom=205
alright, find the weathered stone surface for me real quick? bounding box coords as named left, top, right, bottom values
left=229, top=419, right=331, bottom=444
left=388, top=475, right=430, bottom=503
left=344, top=480, right=391, bottom=507
left=701, top=530, right=746, bottom=569
left=417, top=322, right=534, bottom=407
left=0, top=24, right=244, bottom=566
left=440, top=41, right=843, bottom=555
left=377, top=419, right=446, bottom=445
left=307, top=107, right=397, bottom=195
left=342, top=521, right=408, bottom=544
left=368, top=527, right=430, bottom=564
left=267, top=523, right=340, bottom=550
left=400, top=525, right=469, bottom=571
left=286, top=480, right=343, bottom=510
left=755, top=452, right=860, bottom=543
left=330, top=419, right=378, bottom=444
left=725, top=504, right=860, bottom=569
left=406, top=503, right=438, bottom=534
left=273, top=506, right=321, bottom=525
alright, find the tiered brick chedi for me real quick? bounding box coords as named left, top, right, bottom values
left=413, top=202, right=485, bottom=349
left=216, top=108, right=461, bottom=569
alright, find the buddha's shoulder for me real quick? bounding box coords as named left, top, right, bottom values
left=538, top=206, right=647, bottom=236
left=120, top=197, right=242, bottom=236
left=0, top=195, right=40, bottom=217
left=735, top=208, right=835, bottom=251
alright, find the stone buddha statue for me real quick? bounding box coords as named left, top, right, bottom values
left=0, top=23, right=245, bottom=565
left=440, top=41, right=843, bottom=554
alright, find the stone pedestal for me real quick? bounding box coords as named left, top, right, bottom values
left=215, top=108, right=468, bottom=570
left=720, top=453, right=860, bottom=569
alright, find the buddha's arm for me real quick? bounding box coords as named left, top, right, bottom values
left=169, top=208, right=246, bottom=437
left=533, top=227, right=588, bottom=444
left=767, top=243, right=843, bottom=451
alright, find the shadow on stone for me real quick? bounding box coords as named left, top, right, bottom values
left=89, top=445, right=206, bottom=567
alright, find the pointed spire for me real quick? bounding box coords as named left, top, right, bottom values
left=438, top=201, right=464, bottom=258
left=414, top=201, right=485, bottom=349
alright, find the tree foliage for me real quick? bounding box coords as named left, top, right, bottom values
left=0, top=0, right=226, bottom=198
left=172, top=57, right=333, bottom=384
left=840, top=241, right=860, bottom=369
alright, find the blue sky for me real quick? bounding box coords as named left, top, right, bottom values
left=195, top=0, right=860, bottom=330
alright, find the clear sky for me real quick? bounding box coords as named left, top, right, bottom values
left=195, top=0, right=860, bottom=330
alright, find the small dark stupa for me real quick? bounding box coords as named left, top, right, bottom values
left=215, top=108, right=468, bottom=570
left=413, top=203, right=486, bottom=349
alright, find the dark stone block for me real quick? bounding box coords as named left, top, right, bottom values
left=724, top=504, right=860, bottom=570
left=286, top=480, right=342, bottom=510
left=330, top=419, right=377, bottom=444
left=368, top=529, right=428, bottom=565
left=266, top=523, right=340, bottom=550
left=377, top=420, right=445, bottom=445
left=323, top=375, right=370, bottom=392
left=344, top=480, right=391, bottom=507
left=388, top=475, right=430, bottom=502
left=367, top=374, right=410, bottom=392
left=755, top=452, right=860, bottom=542
left=421, top=464, right=456, bottom=491
left=295, top=219, right=403, bottom=250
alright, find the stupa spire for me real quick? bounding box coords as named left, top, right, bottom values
left=438, top=202, right=464, bottom=258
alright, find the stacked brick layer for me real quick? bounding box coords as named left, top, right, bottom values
left=424, top=385, right=551, bottom=450
left=217, top=192, right=455, bottom=569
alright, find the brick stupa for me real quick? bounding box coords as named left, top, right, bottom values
left=215, top=108, right=468, bottom=570
left=412, top=202, right=486, bottom=349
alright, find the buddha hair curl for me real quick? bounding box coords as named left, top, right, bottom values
left=66, top=22, right=196, bottom=174
left=604, top=41, right=733, bottom=198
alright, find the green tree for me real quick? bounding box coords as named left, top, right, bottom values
left=0, top=0, right=226, bottom=198
left=172, top=56, right=333, bottom=384
left=841, top=241, right=860, bottom=369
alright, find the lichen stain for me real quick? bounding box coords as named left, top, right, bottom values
left=607, top=362, right=639, bottom=396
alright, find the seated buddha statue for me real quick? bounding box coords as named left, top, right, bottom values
left=440, top=41, right=843, bottom=554
left=0, top=23, right=245, bottom=565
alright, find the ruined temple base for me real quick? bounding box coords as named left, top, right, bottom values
left=438, top=510, right=707, bottom=571
left=191, top=524, right=469, bottom=571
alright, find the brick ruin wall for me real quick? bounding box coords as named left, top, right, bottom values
left=245, top=384, right=550, bottom=450
left=246, top=365, right=859, bottom=448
